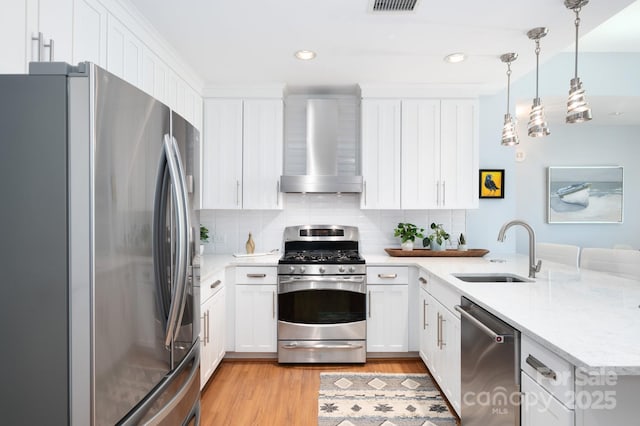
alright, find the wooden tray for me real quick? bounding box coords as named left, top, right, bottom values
left=384, top=248, right=489, bottom=257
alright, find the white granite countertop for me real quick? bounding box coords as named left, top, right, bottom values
left=198, top=251, right=640, bottom=375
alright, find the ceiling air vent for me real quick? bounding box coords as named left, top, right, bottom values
left=370, top=0, right=420, bottom=12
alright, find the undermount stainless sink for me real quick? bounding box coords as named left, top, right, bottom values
left=452, top=273, right=533, bottom=283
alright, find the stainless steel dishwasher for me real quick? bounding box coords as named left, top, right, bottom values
left=455, top=297, right=520, bottom=426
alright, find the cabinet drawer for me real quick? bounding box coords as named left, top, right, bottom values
left=521, top=334, right=574, bottom=407
left=426, top=274, right=461, bottom=316
left=367, top=266, right=409, bottom=284
left=201, top=272, right=224, bottom=304
left=522, top=372, right=574, bottom=426
left=235, top=266, right=277, bottom=284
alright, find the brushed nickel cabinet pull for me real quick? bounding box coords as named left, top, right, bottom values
left=378, top=273, right=397, bottom=279
left=247, top=273, right=267, bottom=278
left=210, top=279, right=221, bottom=289
left=423, top=300, right=428, bottom=329
left=418, top=277, right=427, bottom=284
left=526, top=355, right=557, bottom=380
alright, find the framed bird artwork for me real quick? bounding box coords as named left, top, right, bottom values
left=479, top=169, right=505, bottom=198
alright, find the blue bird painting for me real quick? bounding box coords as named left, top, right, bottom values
left=484, top=174, right=500, bottom=193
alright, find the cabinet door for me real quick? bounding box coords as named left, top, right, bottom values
left=38, top=0, right=73, bottom=64
left=235, top=284, right=277, bottom=352
left=210, top=286, right=226, bottom=373
left=106, top=15, right=142, bottom=87
left=200, top=296, right=214, bottom=389
left=522, top=372, right=574, bottom=426
left=73, top=0, right=108, bottom=67
left=202, top=99, right=243, bottom=209
left=440, top=99, right=479, bottom=209
left=419, top=287, right=433, bottom=367
left=367, top=285, right=409, bottom=352
left=0, top=0, right=28, bottom=73
left=242, top=99, right=283, bottom=209
left=401, top=100, right=441, bottom=209
left=440, top=306, right=461, bottom=415
left=361, top=99, right=401, bottom=209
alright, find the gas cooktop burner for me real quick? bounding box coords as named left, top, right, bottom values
left=279, top=250, right=365, bottom=265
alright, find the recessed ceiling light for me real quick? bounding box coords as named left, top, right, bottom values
left=444, top=53, right=466, bottom=63
left=608, top=111, right=624, bottom=116
left=295, top=50, right=316, bottom=60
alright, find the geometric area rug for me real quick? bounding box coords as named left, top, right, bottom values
left=318, top=373, right=457, bottom=426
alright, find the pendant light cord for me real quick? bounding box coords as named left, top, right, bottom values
left=506, top=62, right=512, bottom=114
left=535, top=40, right=540, bottom=98
left=574, top=9, right=581, bottom=80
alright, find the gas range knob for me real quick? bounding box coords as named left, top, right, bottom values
left=338, top=266, right=345, bottom=273
left=289, top=266, right=295, bottom=273
left=348, top=266, right=356, bottom=273
left=300, top=266, right=306, bottom=273
left=319, top=266, right=326, bottom=274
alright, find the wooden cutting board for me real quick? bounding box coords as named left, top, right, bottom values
left=384, top=248, right=489, bottom=257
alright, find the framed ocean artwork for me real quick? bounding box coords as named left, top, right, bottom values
left=547, top=166, right=623, bottom=224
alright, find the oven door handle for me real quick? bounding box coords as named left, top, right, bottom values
left=278, top=278, right=366, bottom=294
left=278, top=276, right=365, bottom=285
left=281, top=342, right=364, bottom=350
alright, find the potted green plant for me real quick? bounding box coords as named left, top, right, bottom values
left=422, top=223, right=450, bottom=251
left=457, top=233, right=468, bottom=251
left=393, top=223, right=425, bottom=251
left=199, top=225, right=209, bottom=255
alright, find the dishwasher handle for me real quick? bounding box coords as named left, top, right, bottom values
left=455, top=305, right=510, bottom=344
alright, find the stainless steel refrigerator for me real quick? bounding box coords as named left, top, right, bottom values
left=0, top=62, right=201, bottom=425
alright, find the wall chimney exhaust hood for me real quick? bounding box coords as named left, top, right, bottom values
left=280, top=98, right=362, bottom=193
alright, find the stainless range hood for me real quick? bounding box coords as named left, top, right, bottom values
left=280, top=99, right=363, bottom=193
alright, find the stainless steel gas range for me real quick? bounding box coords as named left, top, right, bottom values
left=277, top=225, right=366, bottom=363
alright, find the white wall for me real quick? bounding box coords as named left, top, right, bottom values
left=470, top=52, right=640, bottom=253
left=200, top=194, right=466, bottom=256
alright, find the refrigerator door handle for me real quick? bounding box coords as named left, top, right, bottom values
left=162, top=135, right=190, bottom=348
left=169, top=135, right=192, bottom=343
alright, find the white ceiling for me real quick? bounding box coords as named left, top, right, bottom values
left=128, top=0, right=639, bottom=92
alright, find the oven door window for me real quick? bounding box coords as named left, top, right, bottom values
left=278, top=289, right=365, bottom=324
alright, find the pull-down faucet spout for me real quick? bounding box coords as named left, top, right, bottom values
left=497, top=220, right=542, bottom=278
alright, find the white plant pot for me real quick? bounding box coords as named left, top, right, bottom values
left=430, top=240, right=446, bottom=251
left=199, top=244, right=205, bottom=255
left=401, top=241, right=414, bottom=251
left=458, top=244, right=468, bottom=252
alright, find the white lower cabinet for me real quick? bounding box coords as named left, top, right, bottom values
left=418, top=272, right=461, bottom=416
left=522, top=372, right=574, bottom=426
left=366, top=284, right=408, bottom=352
left=200, top=273, right=226, bottom=389
left=366, top=267, right=409, bottom=352
left=233, top=266, right=278, bottom=352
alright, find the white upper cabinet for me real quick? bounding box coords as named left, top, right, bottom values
left=439, top=99, right=479, bottom=209
left=242, top=99, right=283, bottom=209
left=106, top=14, right=142, bottom=86
left=73, top=0, right=108, bottom=67
left=362, top=97, right=478, bottom=210
left=202, top=99, right=243, bottom=209
left=202, top=98, right=283, bottom=210
left=0, top=1, right=29, bottom=73
left=401, top=99, right=441, bottom=209
left=360, top=99, right=402, bottom=209
left=1, top=0, right=74, bottom=73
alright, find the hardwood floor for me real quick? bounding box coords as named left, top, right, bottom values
left=199, top=358, right=454, bottom=426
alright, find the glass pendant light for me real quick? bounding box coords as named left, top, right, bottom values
left=527, top=27, right=550, bottom=137
left=500, top=53, right=519, bottom=146
left=565, top=0, right=592, bottom=123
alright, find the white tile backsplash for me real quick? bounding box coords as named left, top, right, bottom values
left=199, top=193, right=467, bottom=255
